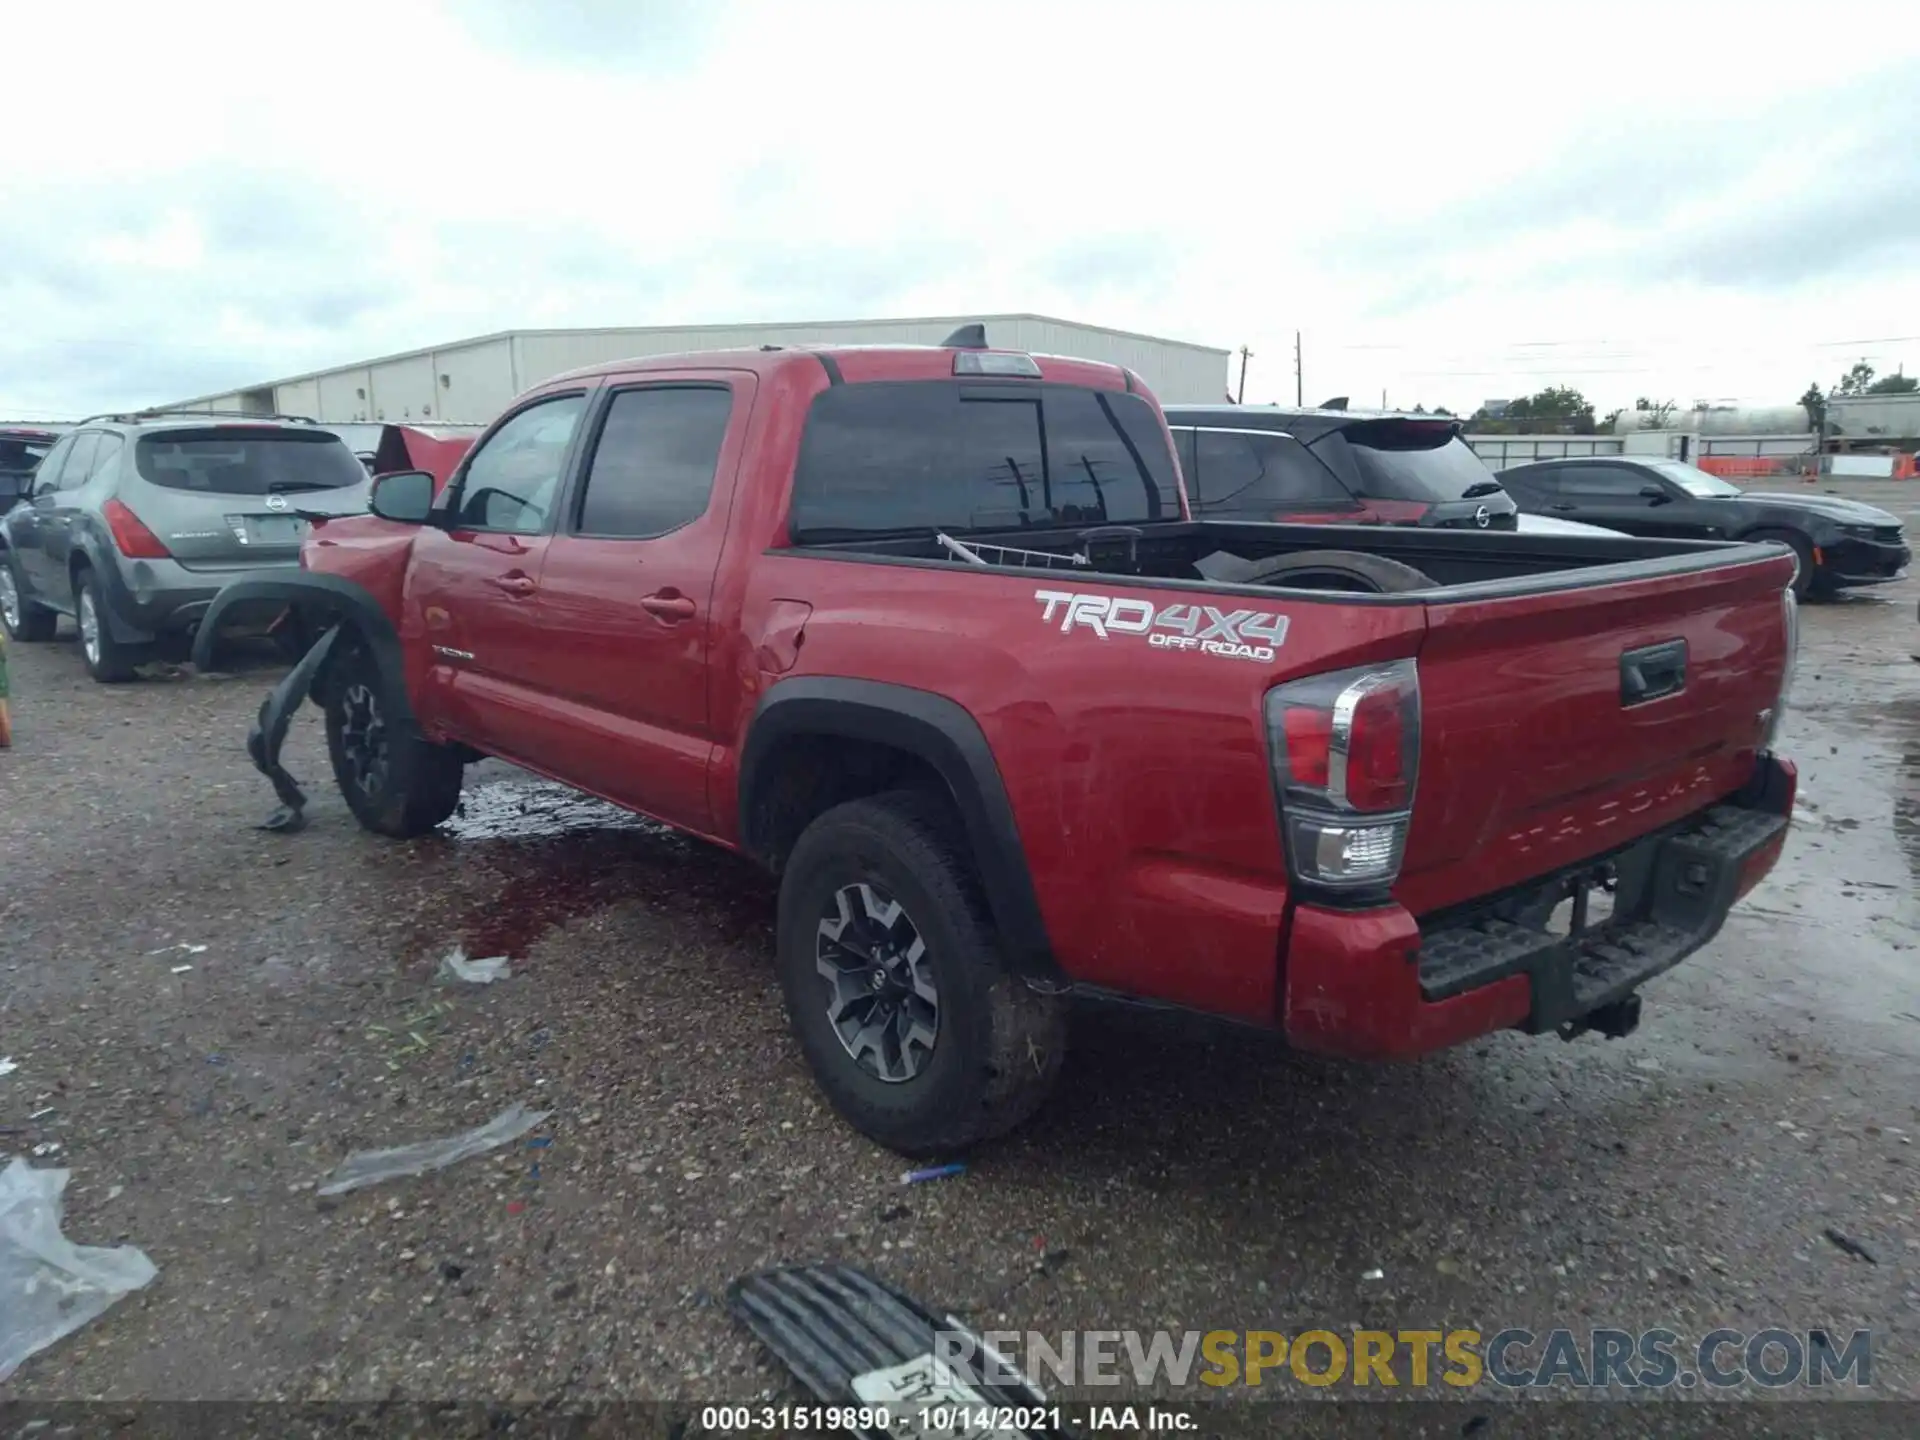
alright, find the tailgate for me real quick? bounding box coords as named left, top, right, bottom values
left=1395, top=547, right=1793, bottom=916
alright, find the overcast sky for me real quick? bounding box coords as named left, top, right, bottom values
left=6, top=0, right=1918, bottom=419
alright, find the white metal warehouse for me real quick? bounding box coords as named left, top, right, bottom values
left=159, top=315, right=1231, bottom=424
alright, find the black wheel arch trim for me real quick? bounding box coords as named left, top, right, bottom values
left=71, top=532, right=156, bottom=644
left=740, top=676, right=1064, bottom=984
left=191, top=571, right=418, bottom=730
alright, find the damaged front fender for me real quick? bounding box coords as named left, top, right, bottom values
left=247, top=626, right=340, bottom=832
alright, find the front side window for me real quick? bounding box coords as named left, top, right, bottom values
left=1646, top=460, right=1740, bottom=498
left=29, top=435, right=76, bottom=497
left=790, top=381, right=1180, bottom=540
left=574, top=386, right=733, bottom=538
left=451, top=393, right=588, bottom=533
left=1560, top=466, right=1652, bottom=499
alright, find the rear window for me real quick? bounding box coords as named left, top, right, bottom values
left=134, top=428, right=366, bottom=495
left=1312, top=422, right=1505, bottom=503
left=790, top=382, right=1180, bottom=540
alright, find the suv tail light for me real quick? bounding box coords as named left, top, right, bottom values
left=1264, top=658, right=1421, bottom=890
left=102, top=498, right=171, bottom=559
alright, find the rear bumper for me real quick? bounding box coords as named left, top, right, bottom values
left=1819, top=535, right=1908, bottom=586
left=95, top=556, right=299, bottom=643
left=1281, top=753, right=1796, bottom=1059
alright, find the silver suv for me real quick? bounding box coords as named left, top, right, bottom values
left=0, top=411, right=370, bottom=681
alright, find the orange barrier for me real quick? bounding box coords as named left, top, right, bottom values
left=1897, top=453, right=1918, bottom=480
left=1697, top=457, right=1806, bottom=479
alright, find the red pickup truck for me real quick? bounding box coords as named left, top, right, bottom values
left=195, top=329, right=1799, bottom=1155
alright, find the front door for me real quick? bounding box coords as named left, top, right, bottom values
left=525, top=373, right=751, bottom=830
left=19, top=432, right=97, bottom=600
left=405, top=390, right=592, bottom=763
left=1555, top=464, right=1678, bottom=536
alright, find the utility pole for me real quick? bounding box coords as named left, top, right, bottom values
left=1294, top=331, right=1303, bottom=406
left=1235, top=346, right=1252, bottom=404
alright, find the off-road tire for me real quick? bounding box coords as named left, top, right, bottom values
left=775, top=790, right=1068, bottom=1157
left=0, top=553, right=57, bottom=641
left=1236, top=549, right=1436, bottom=594
left=74, top=568, right=147, bottom=682
left=322, top=642, right=465, bottom=837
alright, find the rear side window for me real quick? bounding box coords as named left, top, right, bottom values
left=1189, top=429, right=1351, bottom=514
left=1314, top=424, right=1502, bottom=503
left=790, top=382, right=1180, bottom=540
left=55, top=433, right=100, bottom=490
left=575, top=386, right=733, bottom=538
left=135, top=428, right=366, bottom=495
left=86, top=434, right=125, bottom=483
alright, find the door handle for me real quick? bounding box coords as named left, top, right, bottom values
left=640, top=591, right=696, bottom=621
left=1548, top=503, right=1577, bottom=513
left=489, top=573, right=538, bottom=597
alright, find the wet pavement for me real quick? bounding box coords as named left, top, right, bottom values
left=1, top=489, right=1916, bottom=1425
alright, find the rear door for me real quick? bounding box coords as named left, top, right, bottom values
left=125, top=427, right=369, bottom=569
left=525, top=372, right=751, bottom=829
left=405, top=389, right=593, bottom=762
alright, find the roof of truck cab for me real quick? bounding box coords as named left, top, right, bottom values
left=538, top=344, right=1136, bottom=392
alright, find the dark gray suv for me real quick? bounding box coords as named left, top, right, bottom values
left=0, top=412, right=370, bottom=681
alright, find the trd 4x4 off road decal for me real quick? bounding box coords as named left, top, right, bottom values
left=1033, top=589, right=1290, bottom=662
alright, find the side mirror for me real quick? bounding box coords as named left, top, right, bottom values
left=369, top=469, right=436, bottom=524
left=1639, top=484, right=1670, bottom=503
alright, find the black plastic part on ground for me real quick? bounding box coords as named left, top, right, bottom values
left=728, top=1263, right=1062, bottom=1438
left=245, top=625, right=339, bottom=830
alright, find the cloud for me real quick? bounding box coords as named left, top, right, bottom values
left=443, top=0, right=721, bottom=71
left=2, top=0, right=1919, bottom=418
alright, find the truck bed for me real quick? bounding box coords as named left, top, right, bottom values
left=795, top=519, right=1782, bottom=599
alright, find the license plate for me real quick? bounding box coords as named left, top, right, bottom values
left=238, top=515, right=307, bottom=546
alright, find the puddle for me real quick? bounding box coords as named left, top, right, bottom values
left=439, top=774, right=679, bottom=843
left=418, top=773, right=772, bottom=962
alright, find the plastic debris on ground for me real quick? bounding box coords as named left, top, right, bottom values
left=0, top=1158, right=158, bottom=1382
left=440, top=946, right=512, bottom=984
left=0, top=1057, right=16, bottom=1078
left=901, top=1162, right=967, bottom=1186
left=315, top=1102, right=551, bottom=1197
left=148, top=943, right=208, bottom=957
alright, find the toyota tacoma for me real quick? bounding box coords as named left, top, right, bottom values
left=194, top=328, right=1799, bottom=1154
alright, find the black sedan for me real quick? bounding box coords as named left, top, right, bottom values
left=1497, top=456, right=1909, bottom=598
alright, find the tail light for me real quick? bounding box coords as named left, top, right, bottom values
left=1761, top=588, right=1797, bottom=750
left=102, top=498, right=171, bottom=559
left=1264, top=658, right=1420, bottom=890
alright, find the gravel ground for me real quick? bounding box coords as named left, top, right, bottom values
left=2, top=486, right=1917, bottom=1432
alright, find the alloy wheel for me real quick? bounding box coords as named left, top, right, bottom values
left=815, top=881, right=940, bottom=1084
left=78, top=588, right=101, bottom=665
left=0, top=567, right=19, bottom=632
left=338, top=682, right=390, bottom=797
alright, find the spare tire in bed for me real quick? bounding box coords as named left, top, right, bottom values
left=1233, top=549, right=1436, bottom=594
